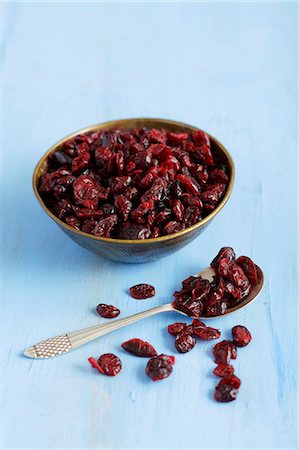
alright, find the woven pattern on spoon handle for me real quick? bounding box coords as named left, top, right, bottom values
left=33, top=334, right=72, bottom=358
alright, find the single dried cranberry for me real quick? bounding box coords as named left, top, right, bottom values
left=73, top=174, right=107, bottom=208
left=209, top=168, right=229, bottom=184
left=88, top=353, right=122, bottom=376
left=115, top=194, right=132, bottom=221
left=205, top=277, right=226, bottom=308
left=167, top=131, right=189, bottom=144
left=224, top=280, right=243, bottom=299
left=65, top=216, right=81, bottom=230
left=172, top=199, right=185, bottom=222
left=177, top=174, right=201, bottom=195
left=214, top=383, right=238, bottom=402
left=91, top=215, right=118, bottom=237
left=212, top=340, right=232, bottom=364
left=175, top=331, right=196, bottom=353
left=168, top=322, right=189, bottom=336
left=121, top=338, right=157, bottom=357
left=109, top=176, right=132, bottom=193
left=205, top=300, right=229, bottom=316
left=118, top=223, right=151, bottom=240
left=129, top=284, right=155, bottom=299
left=96, top=304, right=120, bottom=319
left=219, top=374, right=241, bottom=389
left=211, top=247, right=236, bottom=269
left=213, top=364, right=235, bottom=377
left=236, top=256, right=258, bottom=285
left=174, top=296, right=204, bottom=317
left=193, top=325, right=221, bottom=340
left=192, top=318, right=206, bottom=330
left=164, top=221, right=183, bottom=235
left=72, top=152, right=91, bottom=174
left=232, top=325, right=252, bottom=347
left=145, top=354, right=175, bottom=381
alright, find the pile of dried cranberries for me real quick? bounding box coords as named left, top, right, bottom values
left=174, top=247, right=259, bottom=317
left=38, top=127, right=230, bottom=239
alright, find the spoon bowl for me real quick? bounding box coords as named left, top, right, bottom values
left=24, top=265, right=264, bottom=359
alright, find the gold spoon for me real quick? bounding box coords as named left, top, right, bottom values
left=24, top=265, right=264, bottom=359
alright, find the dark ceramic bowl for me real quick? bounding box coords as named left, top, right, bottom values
left=33, top=118, right=235, bottom=263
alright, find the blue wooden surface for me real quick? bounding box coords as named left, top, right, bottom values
left=2, top=2, right=298, bottom=449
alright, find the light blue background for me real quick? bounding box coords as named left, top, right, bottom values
left=2, top=2, right=298, bottom=449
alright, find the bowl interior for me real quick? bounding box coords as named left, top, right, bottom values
left=33, top=118, right=235, bottom=244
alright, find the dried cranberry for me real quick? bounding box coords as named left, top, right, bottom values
left=65, top=215, right=81, bottom=230
left=91, top=215, right=118, bottom=237
left=236, top=256, right=258, bottom=285
left=115, top=195, right=132, bottom=221
left=72, top=152, right=91, bottom=174
left=168, top=322, right=189, bottom=336
left=88, top=353, right=122, bottom=376
left=205, top=277, right=226, bottom=308
left=212, top=340, right=233, bottom=364
left=232, top=325, right=252, bottom=347
left=210, top=247, right=236, bottom=269
left=193, top=325, right=221, bottom=340
left=129, top=284, right=155, bottom=299
left=219, top=374, right=241, bottom=389
left=121, top=338, right=157, bottom=357
left=145, top=354, right=175, bottom=381
left=96, top=304, right=120, bottom=319
left=177, top=174, right=201, bottom=195
left=118, top=223, right=151, bottom=240
left=205, top=301, right=229, bottom=316
left=213, top=364, right=235, bottom=377
left=175, top=331, right=196, bottom=353
left=218, top=260, right=250, bottom=292
left=214, top=383, right=238, bottom=402
left=192, top=318, right=206, bottom=330
left=209, top=168, right=229, bottom=184
left=73, top=174, right=107, bottom=208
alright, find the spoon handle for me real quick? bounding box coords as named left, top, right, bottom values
left=24, top=303, right=174, bottom=359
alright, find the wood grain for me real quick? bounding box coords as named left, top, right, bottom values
left=2, top=2, right=298, bottom=449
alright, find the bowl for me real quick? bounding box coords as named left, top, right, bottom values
left=33, top=118, right=235, bottom=263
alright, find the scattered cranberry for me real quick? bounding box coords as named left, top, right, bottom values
left=219, top=374, right=241, bottom=389
left=232, top=325, right=252, bottom=347
left=146, top=354, right=175, bottom=381
left=214, top=383, right=238, bottom=402
left=192, top=318, right=206, bottom=330
left=88, top=353, right=122, bottom=376
left=168, top=322, right=189, bottom=336
left=212, top=340, right=234, bottom=364
left=129, top=283, right=156, bottom=299
left=121, top=338, right=157, bottom=357
left=193, top=325, right=221, bottom=340
left=213, top=364, right=235, bottom=377
left=175, top=331, right=196, bottom=353
left=96, top=303, right=120, bottom=318
left=38, top=128, right=230, bottom=239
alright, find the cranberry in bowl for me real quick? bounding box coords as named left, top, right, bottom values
left=33, top=118, right=234, bottom=263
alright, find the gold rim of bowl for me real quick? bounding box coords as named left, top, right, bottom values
left=32, top=117, right=235, bottom=245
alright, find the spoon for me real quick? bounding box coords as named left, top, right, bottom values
left=24, top=265, right=264, bottom=359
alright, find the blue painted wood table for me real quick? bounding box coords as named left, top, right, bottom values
left=2, top=2, right=298, bottom=449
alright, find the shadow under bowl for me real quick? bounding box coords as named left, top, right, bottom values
left=33, top=118, right=235, bottom=263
